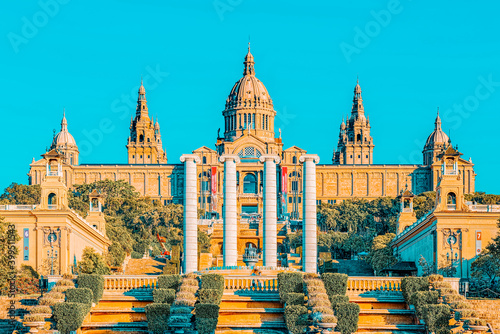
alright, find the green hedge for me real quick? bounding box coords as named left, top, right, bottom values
left=157, top=274, right=182, bottom=290
left=284, top=292, right=305, bottom=306
left=321, top=273, right=348, bottom=297
left=153, top=288, right=175, bottom=304
left=145, top=303, right=171, bottom=334
left=198, top=288, right=222, bottom=305
left=410, top=291, right=439, bottom=318
left=65, top=287, right=93, bottom=306
left=401, top=277, right=429, bottom=303
left=77, top=274, right=104, bottom=303
left=195, top=303, right=220, bottom=334
left=335, top=302, right=360, bottom=334
left=278, top=272, right=304, bottom=303
left=422, top=304, right=451, bottom=333
left=53, top=302, right=89, bottom=334
left=200, top=274, right=224, bottom=300
left=329, top=294, right=350, bottom=310
left=284, top=305, right=308, bottom=334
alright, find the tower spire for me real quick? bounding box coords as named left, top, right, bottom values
left=136, top=78, right=148, bottom=118
left=243, top=44, right=255, bottom=76
left=435, top=107, right=442, bottom=130
left=351, top=78, right=364, bottom=118
left=61, top=109, right=68, bottom=132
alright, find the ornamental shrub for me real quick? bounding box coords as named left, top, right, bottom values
left=437, top=288, right=457, bottom=297
left=30, top=305, right=52, bottom=314
left=278, top=273, right=303, bottom=302
left=56, top=279, right=75, bottom=287
left=153, top=288, right=175, bottom=304
left=464, top=318, right=487, bottom=326
left=321, top=273, right=348, bottom=297
left=195, top=303, right=220, bottom=334
left=335, top=302, right=360, bottom=334
left=52, top=286, right=73, bottom=293
left=182, top=278, right=199, bottom=287
left=428, top=274, right=444, bottom=284
left=53, top=302, right=89, bottom=334
left=449, top=301, right=471, bottom=310
left=410, top=291, right=438, bottom=318
left=454, top=309, right=478, bottom=320
left=145, top=303, right=171, bottom=334
left=77, top=274, right=104, bottom=303
left=157, top=274, right=182, bottom=290
left=65, top=287, right=93, bottom=306
left=200, top=274, right=224, bottom=300
left=401, top=277, right=429, bottom=303
left=284, top=305, right=308, bottom=334
left=442, top=294, right=464, bottom=304
left=179, top=285, right=198, bottom=294
left=39, top=296, right=63, bottom=306
left=24, top=314, right=45, bottom=322
left=432, top=281, right=452, bottom=290
left=328, top=294, right=349, bottom=310
left=285, top=292, right=305, bottom=306
left=198, top=288, right=222, bottom=305
left=422, top=304, right=451, bottom=333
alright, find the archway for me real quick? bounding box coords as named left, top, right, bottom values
left=243, top=173, right=257, bottom=194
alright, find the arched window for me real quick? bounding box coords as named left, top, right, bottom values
left=203, top=156, right=207, bottom=164
left=147, top=138, right=150, bottom=142
left=266, top=115, right=269, bottom=130
left=292, top=156, right=297, bottom=164
left=243, top=173, right=257, bottom=194
left=245, top=242, right=257, bottom=249
left=244, top=114, right=247, bottom=128
left=357, top=134, right=361, bottom=142
left=139, top=134, right=144, bottom=142
left=48, top=193, right=56, bottom=205
left=447, top=192, right=456, bottom=205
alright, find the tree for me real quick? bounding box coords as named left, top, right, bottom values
left=367, top=233, right=396, bottom=275
left=471, top=250, right=500, bottom=287
left=0, top=216, right=20, bottom=294
left=413, top=191, right=435, bottom=219
left=465, top=192, right=500, bottom=205
left=0, top=183, right=41, bottom=205
left=78, top=247, right=110, bottom=275
left=198, top=229, right=211, bottom=253
left=418, top=255, right=435, bottom=276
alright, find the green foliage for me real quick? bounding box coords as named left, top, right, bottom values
left=454, top=309, right=478, bottom=320
left=30, top=305, right=52, bottom=314
left=153, top=288, right=175, bottom=304
left=198, top=288, right=222, bottom=305
left=200, top=274, right=224, bottom=302
left=328, top=294, right=349, bottom=310
left=334, top=302, right=360, bottom=334
left=278, top=272, right=304, bottom=303
left=401, top=277, right=429, bottom=303
left=53, top=302, right=89, bottom=334
left=413, top=191, right=436, bottom=219
left=77, top=274, right=104, bottom=303
left=145, top=303, right=171, bottom=334
left=465, top=192, right=500, bottom=205
left=196, top=318, right=218, bottom=334
left=284, top=305, right=308, bottom=334
left=198, top=229, right=211, bottom=253
left=471, top=250, right=500, bottom=287
left=65, top=287, right=93, bottom=306
left=421, top=304, right=451, bottom=333
left=0, top=216, right=21, bottom=294
left=284, top=292, right=305, bottom=306
left=77, top=247, right=110, bottom=275
left=157, top=275, right=182, bottom=290
left=20, top=265, right=39, bottom=279
left=195, top=303, right=220, bottom=334
left=410, top=291, right=438, bottom=318
left=24, top=314, right=45, bottom=322
left=321, top=273, right=348, bottom=298
left=367, top=233, right=397, bottom=274
left=0, top=183, right=41, bottom=205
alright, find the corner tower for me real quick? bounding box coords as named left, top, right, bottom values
left=222, top=45, right=276, bottom=143
left=127, top=80, right=167, bottom=164
left=333, top=80, right=374, bottom=164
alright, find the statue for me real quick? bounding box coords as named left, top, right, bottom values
left=279, top=128, right=282, bottom=139
left=243, top=244, right=259, bottom=267
left=217, top=128, right=220, bottom=138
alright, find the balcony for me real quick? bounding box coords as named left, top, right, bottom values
left=47, top=204, right=57, bottom=210
left=447, top=204, right=457, bottom=211
left=47, top=171, right=62, bottom=177
left=0, top=205, right=37, bottom=211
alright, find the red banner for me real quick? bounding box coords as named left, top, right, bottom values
left=281, top=166, right=288, bottom=193
left=211, top=166, right=217, bottom=211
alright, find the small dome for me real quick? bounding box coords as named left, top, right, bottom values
left=424, top=113, right=449, bottom=149
left=51, top=113, right=77, bottom=148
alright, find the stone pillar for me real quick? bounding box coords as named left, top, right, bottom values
left=259, top=155, right=280, bottom=267
left=180, top=154, right=200, bottom=273
left=220, top=155, right=240, bottom=267
left=300, top=154, right=320, bottom=273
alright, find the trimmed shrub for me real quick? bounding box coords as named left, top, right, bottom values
left=401, top=277, right=429, bottom=303
left=198, top=288, right=222, bottom=305
left=56, top=279, right=75, bottom=287
left=39, top=296, right=63, bottom=306
left=329, top=294, right=349, bottom=310
left=77, top=274, right=104, bottom=303
left=65, top=288, right=93, bottom=306
left=437, top=288, right=457, bottom=297
left=410, top=291, right=438, bottom=318
left=179, top=285, right=198, bottom=294
left=145, top=303, right=171, bottom=334
left=464, top=318, right=487, bottom=326
left=52, top=286, right=73, bottom=293
left=200, top=274, right=224, bottom=300
left=422, top=304, right=451, bottom=333
left=30, top=305, right=52, bottom=314
left=442, top=293, right=464, bottom=304
left=157, top=274, right=182, bottom=290
left=321, top=314, right=338, bottom=324
left=305, top=285, right=327, bottom=294
left=312, top=306, right=334, bottom=315
left=49, top=292, right=65, bottom=300
left=278, top=273, right=304, bottom=302
left=432, top=281, right=452, bottom=290
left=308, top=298, right=330, bottom=307
left=182, top=278, right=199, bottom=287
left=53, top=302, right=89, bottom=334
left=153, top=288, right=175, bottom=304
left=174, top=298, right=196, bottom=307
left=170, top=306, right=193, bottom=314
left=455, top=309, right=478, bottom=320
left=24, top=314, right=45, bottom=322
left=284, top=305, right=308, bottom=334
left=195, top=303, right=220, bottom=334
left=428, top=274, right=444, bottom=284
left=335, top=302, right=360, bottom=334
left=285, top=293, right=305, bottom=306
left=321, top=273, right=348, bottom=297
left=449, top=301, right=471, bottom=310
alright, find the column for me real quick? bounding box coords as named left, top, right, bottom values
left=220, top=155, right=240, bottom=267
left=259, top=155, right=280, bottom=267
left=180, top=154, right=200, bottom=273
left=300, top=154, right=320, bottom=273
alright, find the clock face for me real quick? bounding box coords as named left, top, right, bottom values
left=447, top=235, right=457, bottom=245
left=48, top=232, right=57, bottom=243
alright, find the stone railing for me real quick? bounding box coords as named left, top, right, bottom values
left=0, top=204, right=37, bottom=211
left=347, top=277, right=401, bottom=293
left=103, top=275, right=158, bottom=292
left=224, top=275, right=278, bottom=293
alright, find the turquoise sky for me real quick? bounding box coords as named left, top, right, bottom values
left=1, top=1, right=499, bottom=193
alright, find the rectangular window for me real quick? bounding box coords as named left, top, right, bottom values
left=164, top=200, right=167, bottom=205
left=316, top=200, right=321, bottom=205
left=366, top=155, right=368, bottom=158
left=289, top=197, right=292, bottom=203
left=358, top=155, right=360, bottom=158
left=291, top=181, right=298, bottom=191
left=298, top=197, right=301, bottom=204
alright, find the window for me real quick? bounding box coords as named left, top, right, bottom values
left=132, top=155, right=135, bottom=158
left=316, top=200, right=321, bottom=205
left=289, top=197, right=292, bottom=203
left=148, top=155, right=150, bottom=159
left=298, top=197, right=302, bottom=203
left=366, top=155, right=368, bottom=158
left=357, top=134, right=361, bottom=142
left=203, top=156, right=207, bottom=164
left=243, top=173, right=257, bottom=194
left=358, top=155, right=360, bottom=158
left=241, top=205, right=258, bottom=213
left=291, top=181, right=298, bottom=191
left=140, top=155, right=142, bottom=159
left=139, top=134, right=144, bottom=142
left=147, top=138, right=150, bottom=142
left=48, top=193, right=56, bottom=205
left=447, top=192, right=456, bottom=204
left=292, top=156, right=297, bottom=164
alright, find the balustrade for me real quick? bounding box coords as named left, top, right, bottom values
left=347, top=277, right=401, bottom=293
left=224, top=275, right=278, bottom=293
left=103, top=275, right=158, bottom=292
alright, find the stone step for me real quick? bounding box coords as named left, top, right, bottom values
left=81, top=321, right=148, bottom=330
left=95, top=299, right=152, bottom=310
left=356, top=324, right=425, bottom=333
left=217, top=320, right=286, bottom=329
left=220, top=308, right=284, bottom=313
left=216, top=329, right=287, bottom=334
left=222, top=293, right=281, bottom=301
left=358, top=309, right=416, bottom=325
left=220, top=300, right=283, bottom=309
left=218, top=311, right=284, bottom=324
left=349, top=297, right=407, bottom=310
left=88, top=309, right=147, bottom=323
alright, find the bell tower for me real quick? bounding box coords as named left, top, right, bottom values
left=434, top=146, right=467, bottom=212
left=396, top=185, right=417, bottom=234
left=37, top=150, right=68, bottom=210
left=85, top=189, right=106, bottom=234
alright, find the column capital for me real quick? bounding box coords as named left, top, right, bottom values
left=180, top=154, right=200, bottom=163
left=219, top=154, right=240, bottom=164
left=299, top=154, right=320, bottom=164
left=259, top=155, right=281, bottom=164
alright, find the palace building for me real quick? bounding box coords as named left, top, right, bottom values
left=28, top=47, right=476, bottom=219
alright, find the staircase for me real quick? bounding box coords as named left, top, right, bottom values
left=467, top=299, right=500, bottom=332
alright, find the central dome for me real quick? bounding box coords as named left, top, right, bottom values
left=51, top=113, right=77, bottom=148
left=424, top=113, right=449, bottom=149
